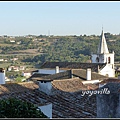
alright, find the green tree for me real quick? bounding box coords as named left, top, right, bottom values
left=0, top=98, right=48, bottom=118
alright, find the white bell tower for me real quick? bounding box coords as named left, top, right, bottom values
left=91, top=28, right=115, bottom=77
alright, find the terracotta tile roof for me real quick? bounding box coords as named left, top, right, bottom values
left=29, top=69, right=107, bottom=82
left=28, top=73, right=50, bottom=80
left=85, top=84, right=99, bottom=90
left=0, top=81, right=39, bottom=94
left=0, top=81, right=48, bottom=106
left=34, top=89, right=97, bottom=118
left=100, top=78, right=120, bottom=84
left=29, top=70, right=71, bottom=81
left=0, top=81, right=97, bottom=118
left=72, top=69, right=108, bottom=80
left=40, top=61, right=106, bottom=72
left=51, top=77, right=88, bottom=92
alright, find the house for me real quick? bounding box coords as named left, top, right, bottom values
left=28, top=67, right=108, bottom=95
left=19, top=66, right=26, bottom=71
left=0, top=80, right=97, bottom=118
left=38, top=29, right=115, bottom=78
left=10, top=40, right=15, bottom=42
left=0, top=59, right=4, bottom=61
left=1, top=69, right=119, bottom=118
left=21, top=70, right=32, bottom=78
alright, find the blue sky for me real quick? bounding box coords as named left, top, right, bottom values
left=0, top=1, right=120, bottom=36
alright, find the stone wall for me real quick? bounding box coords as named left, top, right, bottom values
left=97, top=82, right=120, bottom=118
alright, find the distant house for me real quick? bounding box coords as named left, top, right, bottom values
left=4, top=59, right=8, bottom=62
left=0, top=59, right=4, bottom=61
left=21, top=70, right=32, bottom=78
left=19, top=66, right=26, bottom=71
left=13, top=66, right=19, bottom=71
left=17, top=41, right=21, bottom=44
left=10, top=40, right=15, bottom=43
left=10, top=58, right=18, bottom=61
left=8, top=66, right=19, bottom=71
left=13, top=58, right=18, bottom=61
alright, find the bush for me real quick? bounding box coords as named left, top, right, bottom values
left=0, top=98, right=48, bottom=118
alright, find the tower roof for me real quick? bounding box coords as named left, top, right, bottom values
left=97, top=29, right=109, bottom=54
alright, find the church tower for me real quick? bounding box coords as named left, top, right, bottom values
left=91, top=29, right=115, bottom=77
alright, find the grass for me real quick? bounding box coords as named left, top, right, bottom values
left=0, top=62, right=11, bottom=68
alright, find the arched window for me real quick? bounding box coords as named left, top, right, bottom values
left=108, top=57, right=111, bottom=63
left=96, top=57, right=99, bottom=62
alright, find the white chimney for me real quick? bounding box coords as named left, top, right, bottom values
left=86, top=68, right=91, bottom=80
left=55, top=66, right=59, bottom=73
left=0, top=68, right=5, bottom=84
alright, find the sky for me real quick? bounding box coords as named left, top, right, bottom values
left=0, top=1, right=120, bottom=36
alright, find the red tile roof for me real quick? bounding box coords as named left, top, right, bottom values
left=0, top=81, right=97, bottom=118
left=100, top=78, right=120, bottom=84
left=40, top=61, right=106, bottom=72
left=29, top=69, right=107, bottom=82
left=52, top=77, right=88, bottom=92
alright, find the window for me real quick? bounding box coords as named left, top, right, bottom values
left=108, top=57, right=111, bottom=63
left=96, top=57, right=99, bottom=62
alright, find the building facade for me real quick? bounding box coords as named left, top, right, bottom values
left=91, top=29, right=115, bottom=77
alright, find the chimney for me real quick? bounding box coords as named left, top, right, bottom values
left=55, top=66, right=59, bottom=73
left=70, top=69, right=73, bottom=78
left=98, top=65, right=100, bottom=72
left=86, top=68, right=91, bottom=80
left=0, top=68, right=5, bottom=84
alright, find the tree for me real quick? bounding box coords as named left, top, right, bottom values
left=0, top=98, right=48, bottom=118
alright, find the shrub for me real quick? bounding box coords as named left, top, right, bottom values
left=0, top=98, right=48, bottom=118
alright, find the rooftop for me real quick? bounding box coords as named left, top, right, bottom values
left=0, top=81, right=97, bottom=118
left=29, top=69, right=108, bottom=81
left=40, top=61, right=106, bottom=72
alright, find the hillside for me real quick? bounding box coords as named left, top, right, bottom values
left=0, top=32, right=120, bottom=68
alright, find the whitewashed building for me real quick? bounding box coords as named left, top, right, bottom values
left=91, top=29, right=115, bottom=77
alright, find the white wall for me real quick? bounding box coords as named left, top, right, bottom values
left=55, top=66, right=59, bottom=73
left=38, top=69, right=65, bottom=74
left=86, top=68, right=91, bottom=80
left=82, top=80, right=100, bottom=84
left=22, top=72, right=31, bottom=77
left=91, top=53, right=114, bottom=64
left=38, top=103, right=52, bottom=119
left=99, top=83, right=106, bottom=88
left=99, top=64, right=115, bottom=77
left=103, top=53, right=114, bottom=64
left=0, top=72, right=5, bottom=84
left=39, top=81, right=52, bottom=95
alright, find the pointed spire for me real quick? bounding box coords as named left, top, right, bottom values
left=97, top=29, right=109, bottom=54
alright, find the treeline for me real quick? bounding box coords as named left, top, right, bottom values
left=23, top=32, right=120, bottom=66
left=1, top=32, right=120, bottom=66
